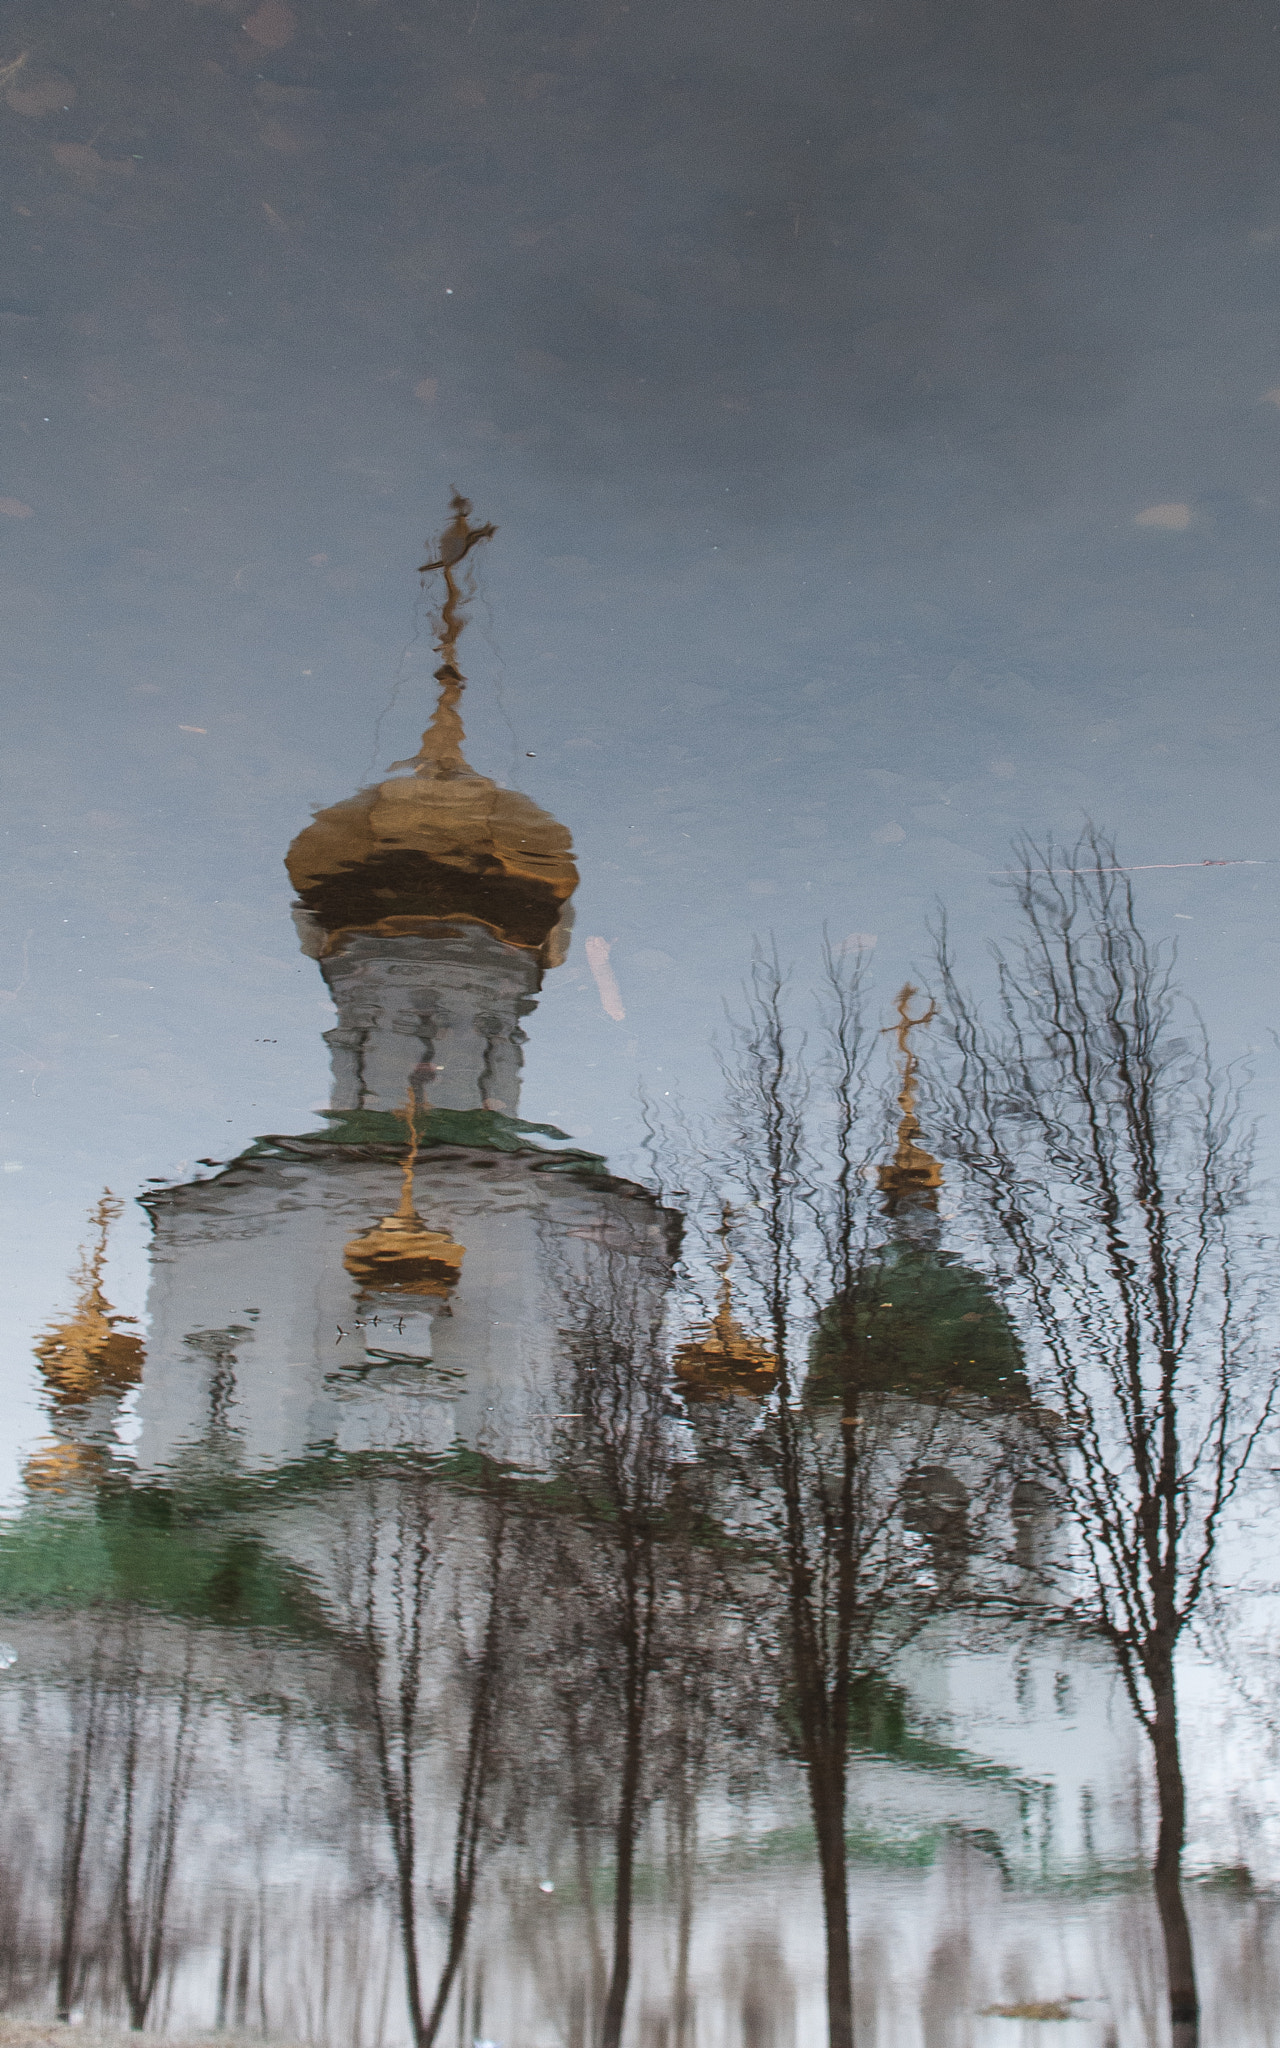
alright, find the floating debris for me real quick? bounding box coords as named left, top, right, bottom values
left=980, top=1999, right=1083, bottom=2021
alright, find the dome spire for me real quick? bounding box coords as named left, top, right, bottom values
left=34, top=1190, right=145, bottom=1406
left=877, top=984, right=943, bottom=1217
left=343, top=1090, right=465, bottom=1297
left=286, top=493, right=578, bottom=979
left=392, top=492, right=497, bottom=778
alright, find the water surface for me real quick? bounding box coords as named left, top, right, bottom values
left=4, top=1, right=1280, bottom=2041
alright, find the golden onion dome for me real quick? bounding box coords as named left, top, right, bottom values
left=674, top=1308, right=778, bottom=1401
left=34, top=1192, right=145, bottom=1407
left=286, top=494, right=578, bottom=968
left=286, top=751, right=578, bottom=967
left=342, top=1099, right=465, bottom=1299
left=344, top=1208, right=465, bottom=1298
left=674, top=1206, right=778, bottom=1401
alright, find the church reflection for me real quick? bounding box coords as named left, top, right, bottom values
left=5, top=506, right=1254, bottom=2048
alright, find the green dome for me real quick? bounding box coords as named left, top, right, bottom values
left=808, top=1242, right=1027, bottom=1407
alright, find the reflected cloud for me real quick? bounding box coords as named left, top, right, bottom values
left=585, top=934, right=625, bottom=1020
left=1135, top=501, right=1193, bottom=530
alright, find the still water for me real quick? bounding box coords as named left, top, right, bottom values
left=5, top=2, right=1280, bottom=2044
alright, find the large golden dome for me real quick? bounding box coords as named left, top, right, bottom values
left=286, top=753, right=577, bottom=967
left=286, top=495, right=578, bottom=968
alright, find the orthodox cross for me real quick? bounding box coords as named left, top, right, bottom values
left=882, top=982, right=937, bottom=1124
left=409, top=491, right=497, bottom=771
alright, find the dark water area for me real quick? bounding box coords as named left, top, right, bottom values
left=5, top=2, right=1280, bottom=2043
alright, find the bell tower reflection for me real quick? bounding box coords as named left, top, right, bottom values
left=128, top=497, right=677, bottom=1475
left=286, top=494, right=578, bottom=1119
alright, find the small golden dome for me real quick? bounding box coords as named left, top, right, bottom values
left=674, top=1206, right=778, bottom=1401
left=343, top=1096, right=465, bottom=1299
left=344, top=1211, right=465, bottom=1298
left=34, top=1193, right=145, bottom=1407
left=287, top=495, right=578, bottom=967
left=23, top=1440, right=110, bottom=1492
left=674, top=1310, right=778, bottom=1400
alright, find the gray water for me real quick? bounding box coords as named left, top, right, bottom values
left=4, top=1, right=1280, bottom=2040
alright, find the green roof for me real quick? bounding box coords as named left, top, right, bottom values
left=243, top=1104, right=609, bottom=1170
left=808, top=1241, right=1028, bottom=1407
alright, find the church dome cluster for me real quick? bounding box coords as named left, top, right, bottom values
left=29, top=501, right=1030, bottom=1493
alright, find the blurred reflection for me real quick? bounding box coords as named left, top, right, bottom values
left=342, top=1096, right=467, bottom=1301
left=665, top=955, right=1039, bottom=2048
left=331, top=1474, right=514, bottom=2048
left=674, top=1204, right=778, bottom=1399
left=131, top=496, right=658, bottom=1481
left=286, top=492, right=577, bottom=1118
left=3, top=549, right=1277, bottom=2045
left=34, top=1192, right=144, bottom=1411
left=934, top=829, right=1279, bottom=2048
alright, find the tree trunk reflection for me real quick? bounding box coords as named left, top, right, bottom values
left=934, top=828, right=1279, bottom=2048
left=340, top=1475, right=512, bottom=2048
left=654, top=944, right=1014, bottom=2048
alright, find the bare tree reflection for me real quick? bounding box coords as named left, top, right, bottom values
left=933, top=829, right=1278, bottom=2048
left=54, top=1654, right=107, bottom=2022
left=0, top=1742, right=38, bottom=2012
left=117, top=1623, right=201, bottom=2029
left=511, top=1207, right=756, bottom=2048
left=663, top=947, right=1024, bottom=2048
left=335, top=1470, right=513, bottom=2048
left=549, top=1235, right=679, bottom=2048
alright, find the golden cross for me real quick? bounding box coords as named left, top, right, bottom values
left=418, top=491, right=496, bottom=577
left=882, top=982, right=937, bottom=1057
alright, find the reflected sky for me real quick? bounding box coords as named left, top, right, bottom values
left=5, top=0, right=1280, bottom=2039
left=6, top=0, right=1280, bottom=1364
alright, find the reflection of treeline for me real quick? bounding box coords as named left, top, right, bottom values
left=643, top=941, right=1051, bottom=2048
left=640, top=832, right=1278, bottom=2048
left=1, top=1408, right=1015, bottom=2047
left=0, top=1432, right=758, bottom=2044
left=928, top=830, right=1278, bottom=2048
left=0, top=1616, right=205, bottom=2029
